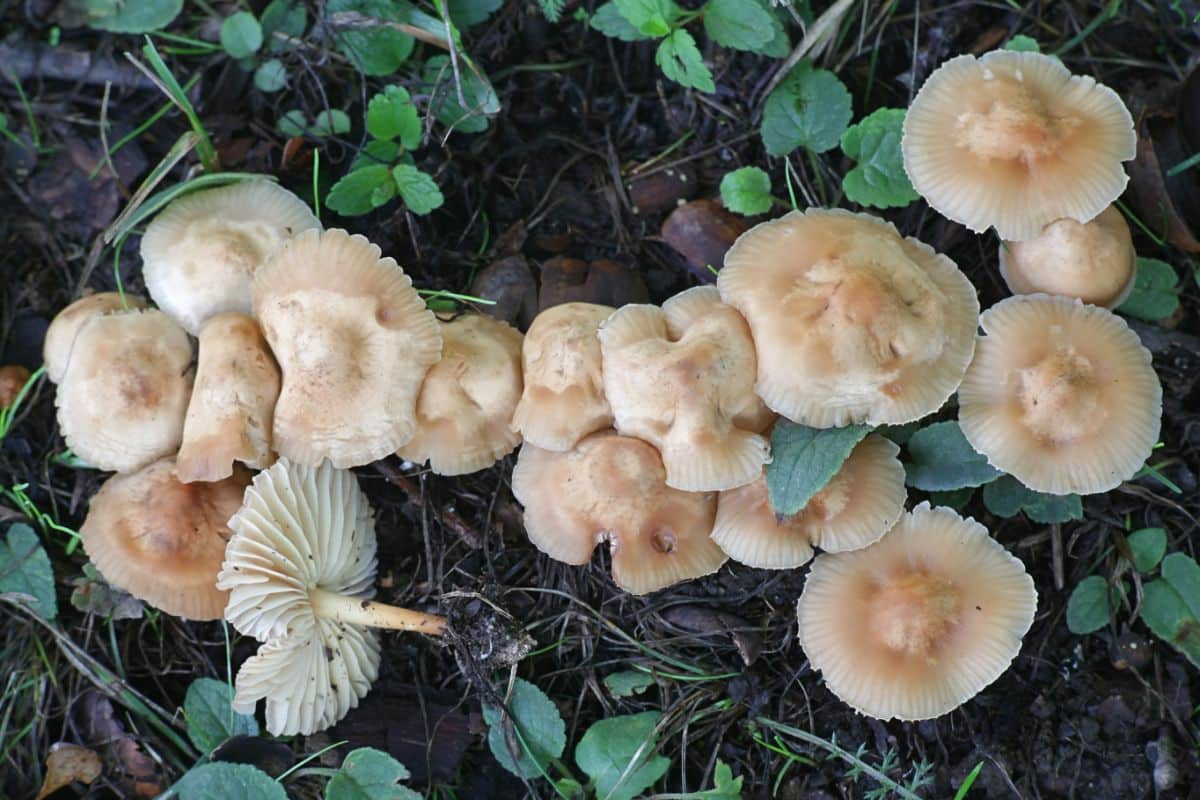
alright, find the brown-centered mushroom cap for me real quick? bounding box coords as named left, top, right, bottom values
left=43, top=292, right=149, bottom=384
left=598, top=286, right=773, bottom=492
left=958, top=294, right=1161, bottom=495
left=718, top=209, right=979, bottom=428
left=797, top=502, right=1037, bottom=721
left=511, top=431, right=725, bottom=594
left=903, top=50, right=1136, bottom=241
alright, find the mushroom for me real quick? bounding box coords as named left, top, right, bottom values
left=598, top=286, right=773, bottom=491
left=797, top=502, right=1037, bottom=721
left=902, top=50, right=1136, bottom=241
left=711, top=434, right=906, bottom=569
left=217, top=459, right=446, bottom=736
left=510, top=302, right=614, bottom=452
left=79, top=458, right=250, bottom=620
left=141, top=180, right=321, bottom=334
left=397, top=314, right=524, bottom=475
left=251, top=229, right=441, bottom=468
left=998, top=204, right=1136, bottom=308
left=958, top=293, right=1161, bottom=495
left=511, top=431, right=726, bottom=594
left=718, top=209, right=979, bottom=428
left=177, top=313, right=281, bottom=483
left=43, top=292, right=149, bottom=384
left=56, top=309, right=194, bottom=473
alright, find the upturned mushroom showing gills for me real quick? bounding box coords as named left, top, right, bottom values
left=252, top=229, right=441, bottom=468
left=512, top=431, right=726, bottom=594
left=797, top=502, right=1037, bottom=721
left=718, top=209, right=979, bottom=428
left=902, top=50, right=1136, bottom=242
left=958, top=294, right=1161, bottom=495
left=217, top=459, right=446, bottom=736
left=43, top=292, right=149, bottom=384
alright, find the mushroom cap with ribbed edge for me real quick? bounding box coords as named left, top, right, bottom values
left=56, top=309, right=194, bottom=473
left=711, top=434, right=906, bottom=569
left=80, top=458, right=250, bottom=620
left=958, top=294, right=1161, bottom=495
left=43, top=292, right=149, bottom=384
left=512, top=431, right=725, bottom=595
left=177, top=313, right=281, bottom=483
left=510, top=302, right=614, bottom=452
left=902, top=50, right=1136, bottom=242
left=141, top=181, right=320, bottom=334
left=397, top=314, right=524, bottom=475
left=598, top=286, right=774, bottom=492
left=251, top=229, right=442, bottom=468
left=797, top=502, right=1037, bottom=721
left=718, top=208, right=979, bottom=428
left=998, top=204, right=1136, bottom=309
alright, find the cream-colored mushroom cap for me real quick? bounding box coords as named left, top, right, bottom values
left=512, top=431, right=725, bottom=595
left=798, top=502, right=1037, bottom=721
left=599, top=286, right=773, bottom=491
left=958, top=294, right=1161, bottom=495
left=397, top=314, right=524, bottom=475
left=80, top=458, right=250, bottom=620
left=511, top=302, right=614, bottom=451
left=252, top=229, right=441, bottom=468
left=141, top=181, right=321, bottom=334
left=999, top=204, right=1135, bottom=308
left=43, top=292, right=149, bottom=384
left=177, top=313, right=281, bottom=483
left=712, top=434, right=905, bottom=569
left=56, top=309, right=194, bottom=473
left=718, top=209, right=979, bottom=427
left=903, top=50, right=1136, bottom=242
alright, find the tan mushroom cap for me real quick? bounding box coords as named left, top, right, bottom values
left=998, top=204, right=1136, bottom=308
left=252, top=229, right=441, bottom=468
left=512, top=431, right=725, bottom=595
left=798, top=502, right=1037, bottom=721
left=902, top=50, right=1136, bottom=242
left=80, top=458, right=250, bottom=620
left=958, top=294, right=1161, bottom=495
left=43, top=292, right=149, bottom=384
left=511, top=302, right=614, bottom=451
left=711, top=434, right=906, bottom=569
left=177, top=313, right=281, bottom=483
left=397, top=314, right=524, bottom=475
left=141, top=181, right=321, bottom=334
left=56, top=309, right=194, bottom=473
left=718, top=209, right=979, bottom=427
left=599, top=286, right=773, bottom=492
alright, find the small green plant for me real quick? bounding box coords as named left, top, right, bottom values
left=839, top=108, right=918, bottom=209
left=278, top=108, right=353, bottom=139
left=79, top=0, right=182, bottom=33
left=719, top=166, right=773, bottom=216
left=761, top=60, right=852, bottom=157
left=1117, top=257, right=1181, bottom=322
left=765, top=420, right=869, bottom=516
left=0, top=523, right=57, bottom=621
left=215, top=1, right=307, bottom=93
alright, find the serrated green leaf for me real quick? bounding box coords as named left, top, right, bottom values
left=277, top=109, right=308, bottom=138
left=220, top=12, right=263, bottom=59
left=590, top=1, right=653, bottom=41
left=0, top=524, right=57, bottom=620
left=840, top=108, right=918, bottom=209
left=172, top=762, right=288, bottom=800
left=1004, top=35, right=1041, bottom=52
left=756, top=1, right=791, bottom=58
left=1118, top=257, right=1180, bottom=321
left=253, top=59, right=287, bottom=93
left=720, top=167, right=772, bottom=216
left=905, top=421, right=1001, bottom=492
left=1021, top=491, right=1083, bottom=525
left=1066, top=575, right=1112, bottom=635
left=1127, top=528, right=1167, bottom=573
left=761, top=60, right=852, bottom=156
left=603, top=670, right=654, bottom=698
left=482, top=678, right=566, bottom=779
left=981, top=475, right=1081, bottom=523
left=614, top=0, right=676, bottom=37
left=393, top=165, right=444, bottom=215
left=184, top=678, right=259, bottom=753
left=1141, top=578, right=1200, bottom=667
left=326, top=747, right=420, bottom=800
left=261, top=0, right=307, bottom=52
left=313, top=109, right=352, bottom=137
left=351, top=139, right=402, bottom=171
left=765, top=421, right=870, bottom=518
left=655, top=29, right=715, bottom=93
left=1162, top=552, right=1200, bottom=619
left=447, top=0, right=502, bottom=27
left=325, top=165, right=395, bottom=216
left=680, top=760, right=744, bottom=799
left=367, top=86, right=422, bottom=149
left=85, top=0, right=181, bottom=33
left=422, top=55, right=500, bottom=134
left=328, top=0, right=415, bottom=76
left=703, top=0, right=773, bottom=52
left=575, top=712, right=671, bottom=800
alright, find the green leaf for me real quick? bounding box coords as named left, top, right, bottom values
left=981, top=475, right=1081, bottom=524
left=277, top=109, right=308, bottom=138
left=720, top=167, right=772, bottom=215
left=261, top=0, right=307, bottom=52
left=1162, top=552, right=1200, bottom=619
left=351, top=139, right=402, bottom=171
left=184, top=678, right=259, bottom=753
left=840, top=108, right=919, bottom=209
left=367, top=86, right=422, bottom=149
left=220, top=11, right=263, bottom=59
left=482, top=678, right=566, bottom=779
left=422, top=55, right=500, bottom=134
left=448, top=0, right=503, bottom=27
left=172, top=762, right=288, bottom=800
left=1004, top=35, right=1041, bottom=52
left=929, top=487, right=974, bottom=511
left=590, top=1, right=653, bottom=41
left=0, top=524, right=57, bottom=620
left=1021, top=491, right=1084, bottom=525
left=576, top=712, right=670, bottom=800
left=326, top=165, right=396, bottom=216
left=904, top=421, right=1001, bottom=492
left=85, top=0, right=181, bottom=33
left=1127, top=528, right=1167, bottom=573
left=1066, top=575, right=1112, bottom=635
left=328, top=0, right=416, bottom=76
left=326, top=748, right=421, bottom=800
left=766, top=421, right=870, bottom=516
left=253, top=59, right=287, bottom=93
left=754, top=0, right=791, bottom=58
left=614, top=0, right=676, bottom=37
left=603, top=670, right=654, bottom=698
left=761, top=60, right=852, bottom=156
left=655, top=30, right=715, bottom=93
left=1117, top=257, right=1180, bottom=321
left=554, top=778, right=586, bottom=799
left=1141, top=578, right=1200, bottom=667
left=703, top=0, right=773, bottom=52
left=313, top=109, right=352, bottom=137
left=679, top=760, right=744, bottom=799
left=393, top=165, right=444, bottom=215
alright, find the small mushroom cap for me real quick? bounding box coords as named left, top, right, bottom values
left=512, top=431, right=725, bottom=594
left=252, top=229, right=442, bottom=468
left=958, top=294, right=1161, bottom=495
left=712, top=434, right=906, bottom=569
left=798, top=502, right=1037, bottom=721
left=903, top=50, right=1136, bottom=241
left=141, top=181, right=321, bottom=334
left=998, top=204, right=1136, bottom=308
left=177, top=313, right=281, bottom=483
left=56, top=309, right=194, bottom=472
left=718, top=209, right=979, bottom=427
left=599, top=286, right=773, bottom=491
left=80, top=458, right=250, bottom=620
left=397, top=314, right=524, bottom=475
left=511, top=302, right=614, bottom=451
left=43, top=292, right=149, bottom=384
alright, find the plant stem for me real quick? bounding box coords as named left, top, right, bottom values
left=309, top=588, right=447, bottom=635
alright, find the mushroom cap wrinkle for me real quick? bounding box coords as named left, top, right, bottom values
left=43, top=292, right=149, bottom=384
left=718, top=209, right=979, bottom=427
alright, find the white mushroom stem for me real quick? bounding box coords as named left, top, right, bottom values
left=309, top=588, right=447, bottom=635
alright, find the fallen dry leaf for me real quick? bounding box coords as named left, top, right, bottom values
left=35, top=743, right=102, bottom=800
